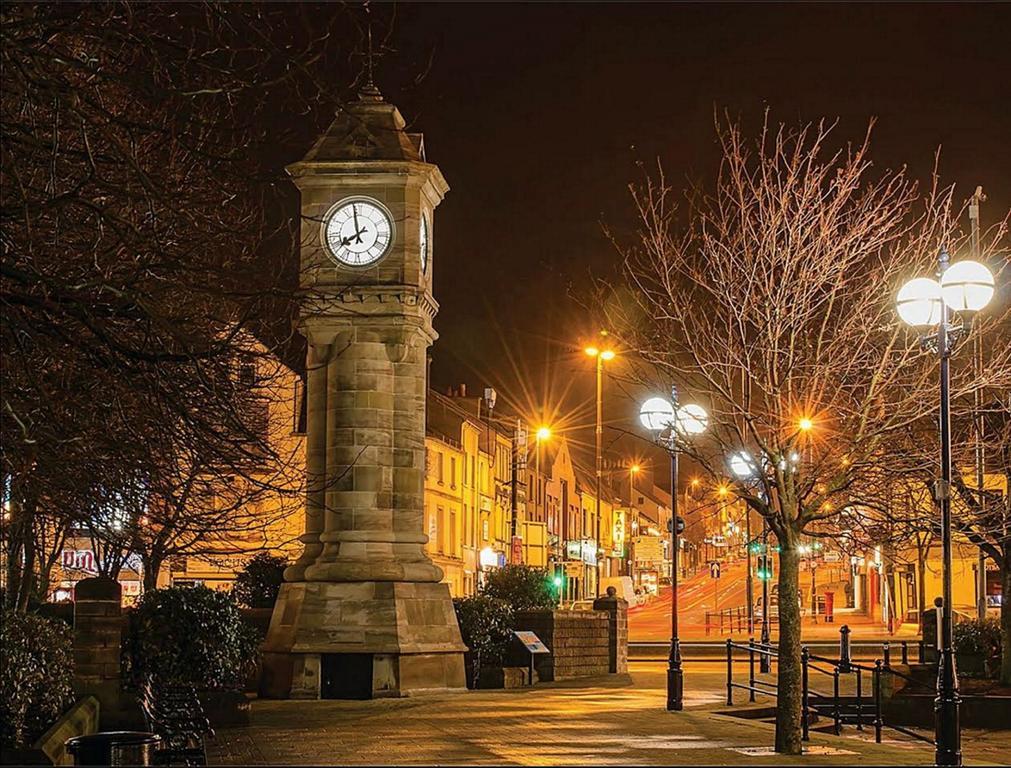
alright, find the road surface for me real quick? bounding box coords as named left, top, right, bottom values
left=629, top=558, right=750, bottom=641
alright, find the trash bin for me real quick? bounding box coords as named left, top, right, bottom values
left=66, top=732, right=161, bottom=766
left=824, top=591, right=835, bottom=623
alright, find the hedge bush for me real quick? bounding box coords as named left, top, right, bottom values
left=452, top=595, right=514, bottom=687
left=232, top=552, right=287, bottom=609
left=125, top=585, right=259, bottom=689
left=953, top=616, right=1002, bottom=679
left=0, top=611, right=74, bottom=748
left=480, top=565, right=558, bottom=610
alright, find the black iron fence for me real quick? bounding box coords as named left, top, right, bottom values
left=723, top=627, right=935, bottom=748
left=705, top=606, right=752, bottom=635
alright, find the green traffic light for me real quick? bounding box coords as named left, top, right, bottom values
left=552, top=576, right=563, bottom=588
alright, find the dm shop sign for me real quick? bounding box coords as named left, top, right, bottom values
left=62, top=549, right=97, bottom=573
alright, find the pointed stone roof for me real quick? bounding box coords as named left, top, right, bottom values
left=300, top=85, right=424, bottom=164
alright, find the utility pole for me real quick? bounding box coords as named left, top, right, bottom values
left=970, top=186, right=988, bottom=621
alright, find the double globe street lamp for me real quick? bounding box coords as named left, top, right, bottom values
left=639, top=390, right=708, bottom=711
left=896, top=249, right=995, bottom=768
left=728, top=450, right=774, bottom=671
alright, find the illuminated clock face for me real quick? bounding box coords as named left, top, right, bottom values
left=419, top=213, right=429, bottom=273
left=323, top=198, right=394, bottom=267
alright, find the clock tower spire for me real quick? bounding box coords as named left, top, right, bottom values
left=261, top=86, right=465, bottom=699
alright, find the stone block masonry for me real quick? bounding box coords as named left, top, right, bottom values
left=72, top=577, right=123, bottom=719
left=512, top=610, right=611, bottom=682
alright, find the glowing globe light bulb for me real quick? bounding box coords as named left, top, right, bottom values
left=896, top=277, right=943, bottom=327
left=940, top=260, right=995, bottom=312
left=675, top=403, right=708, bottom=435
left=639, top=397, right=675, bottom=432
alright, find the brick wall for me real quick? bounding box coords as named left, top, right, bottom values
left=512, top=610, right=610, bottom=681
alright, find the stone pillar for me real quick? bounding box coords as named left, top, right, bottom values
left=303, top=325, right=440, bottom=583
left=593, top=587, right=629, bottom=674
left=73, top=577, right=122, bottom=716
left=262, top=314, right=466, bottom=699
left=285, top=341, right=330, bottom=582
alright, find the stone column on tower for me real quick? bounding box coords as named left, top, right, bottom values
left=261, top=85, right=466, bottom=699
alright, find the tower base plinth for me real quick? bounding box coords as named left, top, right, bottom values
left=260, top=580, right=467, bottom=699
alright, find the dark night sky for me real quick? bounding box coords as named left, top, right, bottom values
left=363, top=2, right=1010, bottom=475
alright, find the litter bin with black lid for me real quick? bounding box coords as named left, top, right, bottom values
left=65, top=731, right=161, bottom=766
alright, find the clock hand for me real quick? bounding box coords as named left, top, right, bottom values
left=341, top=227, right=368, bottom=247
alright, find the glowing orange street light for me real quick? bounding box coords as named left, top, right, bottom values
left=536, top=426, right=552, bottom=442
left=717, top=484, right=729, bottom=498
left=798, top=416, right=814, bottom=432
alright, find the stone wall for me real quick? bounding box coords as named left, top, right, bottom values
left=593, top=592, right=628, bottom=674
left=72, top=578, right=123, bottom=719
left=512, top=610, right=611, bottom=682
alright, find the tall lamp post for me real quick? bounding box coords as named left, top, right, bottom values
left=896, top=249, right=996, bottom=767
left=586, top=342, right=615, bottom=595
left=730, top=450, right=772, bottom=669
left=535, top=425, right=551, bottom=562
left=639, top=391, right=708, bottom=712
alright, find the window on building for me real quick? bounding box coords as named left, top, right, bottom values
left=450, top=457, right=457, bottom=488
left=450, top=511, right=458, bottom=557
left=437, top=505, right=446, bottom=553
left=482, top=518, right=489, bottom=541
left=437, top=452, right=445, bottom=484
left=293, top=375, right=306, bottom=435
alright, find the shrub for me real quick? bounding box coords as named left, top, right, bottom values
left=232, top=552, right=288, bottom=609
left=480, top=565, right=558, bottom=610
left=453, top=595, right=514, bottom=687
left=126, top=585, right=259, bottom=690
left=953, top=616, right=1002, bottom=679
left=0, top=611, right=74, bottom=748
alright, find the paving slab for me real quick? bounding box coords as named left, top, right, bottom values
left=207, top=664, right=1010, bottom=766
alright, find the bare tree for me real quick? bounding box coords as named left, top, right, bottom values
left=1, top=2, right=357, bottom=606
left=607, top=115, right=1011, bottom=752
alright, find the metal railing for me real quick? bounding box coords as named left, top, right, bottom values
left=706, top=606, right=751, bottom=635
left=725, top=638, right=778, bottom=704
left=722, top=626, right=935, bottom=748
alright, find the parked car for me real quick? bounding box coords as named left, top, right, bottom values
left=754, top=586, right=804, bottom=620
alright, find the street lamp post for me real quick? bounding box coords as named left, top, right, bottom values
left=761, top=523, right=771, bottom=672
left=640, top=391, right=708, bottom=712
left=534, top=425, right=551, bottom=568
left=897, top=249, right=996, bottom=767
left=730, top=449, right=771, bottom=670
left=586, top=343, right=615, bottom=595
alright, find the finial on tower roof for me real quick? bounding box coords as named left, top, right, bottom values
left=356, top=16, right=384, bottom=102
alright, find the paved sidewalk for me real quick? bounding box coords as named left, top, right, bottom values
left=208, top=665, right=1010, bottom=766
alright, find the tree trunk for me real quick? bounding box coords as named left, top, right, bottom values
left=775, top=537, right=803, bottom=755
left=1001, top=549, right=1011, bottom=686
left=14, top=495, right=38, bottom=612
left=143, top=554, right=163, bottom=592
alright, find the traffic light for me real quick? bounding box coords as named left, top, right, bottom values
left=550, top=566, right=565, bottom=595
left=748, top=541, right=762, bottom=555
left=757, top=554, right=775, bottom=580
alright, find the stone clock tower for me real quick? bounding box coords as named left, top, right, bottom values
left=261, top=85, right=467, bottom=699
